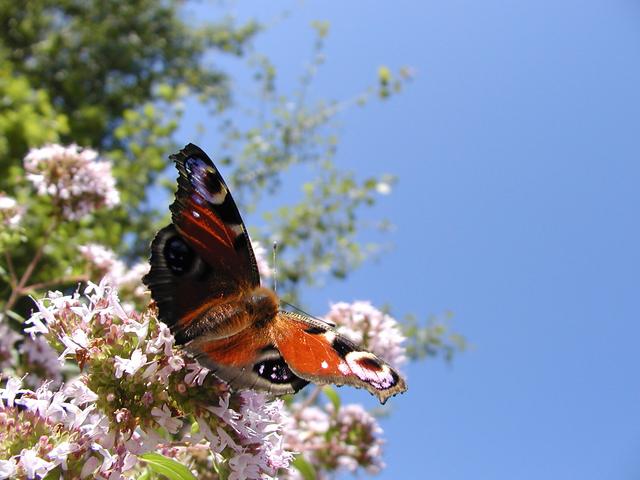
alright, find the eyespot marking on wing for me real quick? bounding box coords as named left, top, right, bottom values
left=163, top=236, right=195, bottom=275
left=253, top=357, right=298, bottom=384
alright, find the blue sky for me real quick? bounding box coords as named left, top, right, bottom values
left=180, top=1, right=640, bottom=478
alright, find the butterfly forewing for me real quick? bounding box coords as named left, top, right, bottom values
left=170, top=143, right=259, bottom=288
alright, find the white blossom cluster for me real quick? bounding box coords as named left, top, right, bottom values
left=284, top=401, right=385, bottom=478
left=78, top=244, right=149, bottom=304
left=0, top=377, right=108, bottom=479
left=0, top=193, right=23, bottom=230
left=24, top=144, right=120, bottom=221
left=325, top=301, right=407, bottom=368
left=7, top=280, right=293, bottom=479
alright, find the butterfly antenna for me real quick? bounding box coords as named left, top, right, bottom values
left=272, top=241, right=278, bottom=293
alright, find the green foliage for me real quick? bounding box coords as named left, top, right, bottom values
left=292, top=455, right=318, bottom=480
left=403, top=311, right=468, bottom=362
left=139, top=453, right=199, bottom=480
left=0, top=54, right=68, bottom=182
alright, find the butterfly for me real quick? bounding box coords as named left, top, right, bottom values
left=143, top=144, right=407, bottom=404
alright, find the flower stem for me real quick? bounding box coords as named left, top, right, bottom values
left=3, top=221, right=57, bottom=314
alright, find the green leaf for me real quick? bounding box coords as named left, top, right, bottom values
left=378, top=65, right=392, bottom=84
left=4, top=309, right=26, bottom=323
left=322, top=385, right=341, bottom=411
left=292, top=455, right=317, bottom=480
left=139, top=453, right=198, bottom=480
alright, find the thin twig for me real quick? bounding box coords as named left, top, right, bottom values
left=24, top=274, right=89, bottom=293
left=3, top=220, right=57, bottom=313
left=4, top=251, right=17, bottom=287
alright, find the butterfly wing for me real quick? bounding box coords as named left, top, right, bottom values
left=271, top=312, right=407, bottom=404
left=169, top=144, right=259, bottom=287
left=143, top=144, right=259, bottom=344
left=187, top=328, right=309, bottom=395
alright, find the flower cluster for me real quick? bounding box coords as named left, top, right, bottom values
left=0, top=377, right=106, bottom=479
left=284, top=401, right=385, bottom=478
left=10, top=280, right=293, bottom=479
left=18, top=337, right=62, bottom=389
left=0, top=193, right=23, bottom=230
left=24, top=144, right=120, bottom=220
left=325, top=301, right=407, bottom=368
left=78, top=243, right=149, bottom=306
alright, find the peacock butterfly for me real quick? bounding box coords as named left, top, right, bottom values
left=143, top=144, right=407, bottom=403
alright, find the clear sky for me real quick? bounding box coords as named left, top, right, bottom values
left=180, top=1, right=640, bottom=478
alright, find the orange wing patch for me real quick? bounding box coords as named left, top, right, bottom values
left=271, top=313, right=407, bottom=404
left=191, top=328, right=269, bottom=367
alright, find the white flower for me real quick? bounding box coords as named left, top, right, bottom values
left=24, top=144, right=119, bottom=221
left=146, top=322, right=174, bottom=356
left=63, top=379, right=98, bottom=405
left=151, top=404, right=182, bottom=434
left=0, top=193, right=23, bottom=228
left=0, top=377, right=26, bottom=408
left=79, top=456, right=100, bottom=479
left=228, top=453, right=261, bottom=480
left=18, top=448, right=54, bottom=479
left=48, top=441, right=78, bottom=470
left=0, top=459, right=17, bottom=479
left=184, top=361, right=209, bottom=386
left=114, top=348, right=147, bottom=378
left=59, top=328, right=90, bottom=361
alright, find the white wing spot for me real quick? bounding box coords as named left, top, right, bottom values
left=321, top=360, right=329, bottom=369
left=192, top=210, right=200, bottom=218
left=229, top=224, right=244, bottom=236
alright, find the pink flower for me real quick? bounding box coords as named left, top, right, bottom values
left=18, top=448, right=54, bottom=479
left=151, top=404, right=182, bottom=434
left=114, top=349, right=147, bottom=378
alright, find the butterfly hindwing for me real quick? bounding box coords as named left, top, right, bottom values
left=271, top=312, right=407, bottom=404
left=187, top=328, right=308, bottom=395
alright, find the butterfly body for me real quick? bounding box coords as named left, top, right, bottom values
left=144, top=144, right=407, bottom=403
